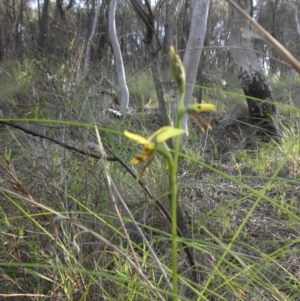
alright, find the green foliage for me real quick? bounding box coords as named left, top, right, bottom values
left=127, top=70, right=156, bottom=109
left=0, top=60, right=30, bottom=99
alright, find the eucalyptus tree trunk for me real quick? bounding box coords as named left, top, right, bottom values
left=108, top=0, right=129, bottom=114
left=295, top=2, right=300, bottom=39
left=180, top=0, right=210, bottom=140
left=129, top=0, right=170, bottom=129
left=163, top=0, right=177, bottom=69
left=229, top=0, right=278, bottom=138
left=0, top=12, right=3, bottom=61
left=38, top=0, right=50, bottom=53
left=56, top=0, right=66, bottom=22
left=84, top=0, right=101, bottom=72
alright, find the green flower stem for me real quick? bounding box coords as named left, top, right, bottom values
left=157, top=144, right=178, bottom=298
left=171, top=86, right=186, bottom=300
left=176, top=108, right=186, bottom=125
left=158, top=87, right=185, bottom=299
left=169, top=159, right=178, bottom=298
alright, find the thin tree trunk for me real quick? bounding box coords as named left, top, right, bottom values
left=180, top=0, right=210, bottom=140
left=0, top=6, right=4, bottom=61
left=163, top=0, right=177, bottom=69
left=84, top=0, right=101, bottom=72
left=149, top=50, right=171, bottom=129
left=38, top=0, right=50, bottom=53
left=108, top=0, right=129, bottom=114
left=56, top=0, right=66, bottom=22
left=96, top=0, right=108, bottom=63
left=295, top=2, right=300, bottom=39
left=129, top=0, right=169, bottom=127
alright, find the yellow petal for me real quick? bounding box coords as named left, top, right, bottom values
left=148, top=126, right=172, bottom=141
left=143, top=143, right=155, bottom=152
left=186, top=103, right=216, bottom=114
left=156, top=127, right=185, bottom=143
left=124, top=131, right=149, bottom=145
left=130, top=155, right=147, bottom=164
left=130, top=150, right=154, bottom=164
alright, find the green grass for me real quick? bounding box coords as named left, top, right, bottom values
left=0, top=58, right=300, bottom=301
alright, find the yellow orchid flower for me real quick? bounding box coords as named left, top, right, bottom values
left=186, top=103, right=216, bottom=114
left=186, top=103, right=216, bottom=132
left=124, top=126, right=185, bottom=164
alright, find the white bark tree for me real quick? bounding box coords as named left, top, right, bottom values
left=108, top=0, right=129, bottom=114
left=84, top=0, right=101, bottom=72
left=229, top=0, right=278, bottom=138
left=180, top=0, right=211, bottom=140
left=295, top=2, right=300, bottom=39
